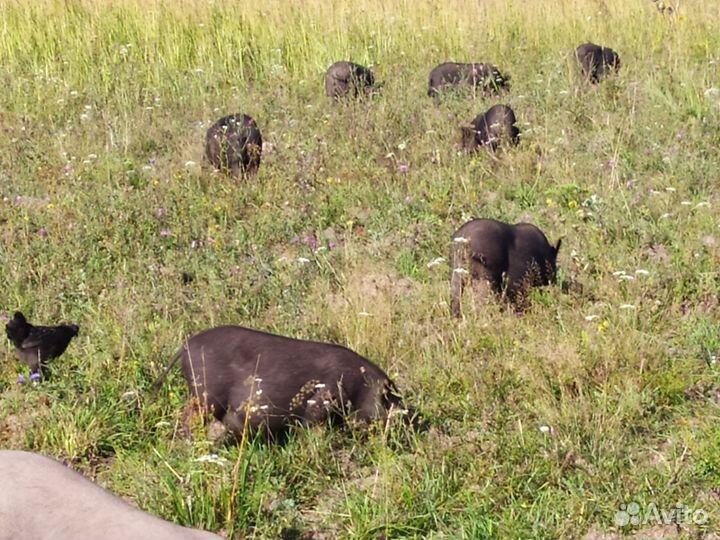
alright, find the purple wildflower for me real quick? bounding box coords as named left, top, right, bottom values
left=159, top=229, right=170, bottom=238
left=398, top=163, right=410, bottom=174
left=37, top=227, right=48, bottom=237
left=302, top=233, right=318, bottom=251
left=30, top=372, right=41, bottom=383
left=16, top=375, right=26, bottom=384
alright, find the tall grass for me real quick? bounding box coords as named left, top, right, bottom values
left=1, top=0, right=719, bottom=538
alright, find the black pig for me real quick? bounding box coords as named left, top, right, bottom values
left=450, top=219, right=561, bottom=316
left=428, top=62, right=509, bottom=97
left=461, top=104, right=520, bottom=152
left=204, top=113, right=262, bottom=178
left=325, top=61, right=378, bottom=100
left=575, top=43, right=621, bottom=83
left=154, top=325, right=408, bottom=438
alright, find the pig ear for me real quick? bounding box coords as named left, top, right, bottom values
left=554, top=238, right=563, bottom=254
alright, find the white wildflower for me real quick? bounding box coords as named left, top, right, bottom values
left=194, top=454, right=228, bottom=466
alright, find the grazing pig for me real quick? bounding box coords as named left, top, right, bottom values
left=450, top=219, right=561, bottom=317
left=575, top=43, right=621, bottom=83
left=461, top=104, right=520, bottom=152
left=325, top=61, right=378, bottom=100
left=428, top=62, right=509, bottom=98
left=204, top=113, right=262, bottom=178
left=0, top=450, right=225, bottom=540
left=153, top=326, right=407, bottom=438
left=5, top=311, right=79, bottom=379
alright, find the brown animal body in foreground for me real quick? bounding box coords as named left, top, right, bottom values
left=450, top=219, right=561, bottom=317
left=461, top=104, right=520, bottom=152
left=428, top=62, right=509, bottom=97
left=0, top=450, right=225, bottom=540
left=325, top=61, right=378, bottom=100
left=154, top=325, right=406, bottom=437
left=204, top=113, right=262, bottom=178
left=5, top=311, right=79, bottom=376
left=575, top=43, right=621, bottom=83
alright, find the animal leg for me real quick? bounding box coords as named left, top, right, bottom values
left=180, top=397, right=204, bottom=438
left=450, top=238, right=471, bottom=318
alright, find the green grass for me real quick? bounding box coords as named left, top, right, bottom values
left=1, top=0, right=719, bottom=538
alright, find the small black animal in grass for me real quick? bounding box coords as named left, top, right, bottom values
left=153, top=325, right=411, bottom=439
left=204, top=113, right=263, bottom=178
left=575, top=43, right=621, bottom=83
left=428, top=62, right=509, bottom=98
left=450, top=219, right=561, bottom=317
left=461, top=104, right=520, bottom=152
left=325, top=61, right=380, bottom=100
left=5, top=311, right=79, bottom=380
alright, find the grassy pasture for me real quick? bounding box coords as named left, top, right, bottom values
left=0, top=0, right=719, bottom=538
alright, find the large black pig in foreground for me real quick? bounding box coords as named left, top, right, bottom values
left=0, top=450, right=226, bottom=540
left=575, top=42, right=621, bottom=83
left=428, top=62, right=509, bottom=97
left=325, top=61, right=378, bottom=100
left=461, top=104, right=520, bottom=152
left=450, top=219, right=561, bottom=317
left=154, top=326, right=408, bottom=438
left=204, top=113, right=262, bottom=178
